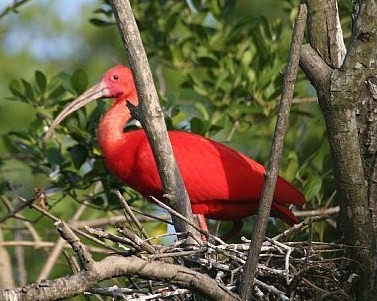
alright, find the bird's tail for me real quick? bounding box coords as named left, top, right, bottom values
left=272, top=176, right=306, bottom=225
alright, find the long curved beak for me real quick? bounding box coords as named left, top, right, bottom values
left=44, top=82, right=109, bottom=141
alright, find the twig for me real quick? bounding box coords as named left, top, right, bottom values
left=113, top=190, right=149, bottom=239
left=0, top=0, right=32, bottom=20
left=85, top=226, right=137, bottom=253
left=37, top=202, right=87, bottom=281
left=265, top=238, right=292, bottom=284
left=72, top=213, right=171, bottom=229
left=0, top=191, right=41, bottom=223
left=55, top=220, right=95, bottom=270
left=292, top=97, right=318, bottom=104
left=109, top=0, right=200, bottom=240
left=254, top=279, right=289, bottom=301
left=294, top=206, right=339, bottom=217
left=150, top=196, right=210, bottom=241
left=117, top=224, right=156, bottom=254
left=0, top=227, right=15, bottom=289
left=23, top=197, right=120, bottom=253
left=149, top=248, right=206, bottom=259
left=62, top=251, right=80, bottom=274
left=226, top=120, right=240, bottom=143
left=13, top=220, right=27, bottom=286
left=239, top=5, right=307, bottom=300
left=271, top=215, right=330, bottom=241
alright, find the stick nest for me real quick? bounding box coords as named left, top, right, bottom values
left=86, top=219, right=355, bottom=301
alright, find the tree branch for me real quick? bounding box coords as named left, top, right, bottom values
left=0, top=255, right=240, bottom=301
left=299, top=44, right=332, bottom=92
left=0, top=0, right=32, bottom=21
left=304, top=0, right=346, bottom=68
left=239, top=4, right=307, bottom=300
left=0, top=222, right=240, bottom=301
left=37, top=203, right=87, bottom=281
left=0, top=227, right=14, bottom=289
left=55, top=221, right=95, bottom=271
left=108, top=0, right=200, bottom=240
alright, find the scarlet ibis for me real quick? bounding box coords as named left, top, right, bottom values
left=45, top=65, right=305, bottom=236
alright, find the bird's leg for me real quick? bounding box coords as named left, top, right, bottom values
left=196, top=214, right=209, bottom=241
left=221, top=221, right=243, bottom=241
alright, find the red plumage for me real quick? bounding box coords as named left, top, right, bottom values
left=47, top=65, right=305, bottom=229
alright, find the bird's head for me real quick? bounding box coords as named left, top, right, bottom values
left=102, top=65, right=137, bottom=100
left=44, top=65, right=137, bottom=140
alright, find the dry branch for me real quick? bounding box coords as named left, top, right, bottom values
left=0, top=221, right=240, bottom=301
left=239, top=4, right=307, bottom=300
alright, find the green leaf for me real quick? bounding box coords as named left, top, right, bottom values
left=35, top=70, right=47, bottom=93
left=304, top=175, right=323, bottom=200
left=196, top=56, right=218, bottom=67
left=89, top=18, right=114, bottom=27
left=29, top=119, right=44, bottom=137
left=68, top=144, right=88, bottom=169
left=190, top=117, right=204, bottom=134
left=48, top=85, right=66, bottom=100
left=194, top=102, right=210, bottom=120
left=9, top=80, right=26, bottom=101
left=46, top=147, right=65, bottom=165
left=70, top=69, right=88, bottom=95
left=21, top=79, right=35, bottom=101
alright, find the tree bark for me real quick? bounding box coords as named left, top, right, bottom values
left=301, top=0, right=377, bottom=299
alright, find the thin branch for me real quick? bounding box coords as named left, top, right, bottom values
left=117, top=224, right=156, bottom=254
left=272, top=216, right=331, bottom=242
left=299, top=44, right=332, bottom=92
left=150, top=196, right=211, bottom=242
left=239, top=5, right=307, bottom=300
left=0, top=0, right=32, bottom=20
left=109, top=0, right=200, bottom=240
left=55, top=220, right=95, bottom=270
left=113, top=190, right=149, bottom=240
left=37, top=203, right=87, bottom=281
left=72, top=213, right=171, bottom=229
left=0, top=189, right=43, bottom=224
left=294, top=205, right=339, bottom=217
left=85, top=225, right=139, bottom=252
left=0, top=227, right=15, bottom=289
left=13, top=220, right=27, bottom=286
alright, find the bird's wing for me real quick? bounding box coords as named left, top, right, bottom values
left=130, top=131, right=304, bottom=222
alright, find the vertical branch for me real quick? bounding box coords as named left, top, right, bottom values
left=0, top=227, right=15, bottom=289
left=239, top=4, right=307, bottom=300
left=109, top=0, right=200, bottom=239
left=304, top=0, right=346, bottom=67
left=14, top=220, right=27, bottom=286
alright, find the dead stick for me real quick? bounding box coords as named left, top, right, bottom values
left=239, top=4, right=307, bottom=300
left=113, top=190, right=149, bottom=240
left=150, top=196, right=211, bottom=242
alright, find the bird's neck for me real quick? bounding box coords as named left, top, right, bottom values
left=98, top=97, right=133, bottom=154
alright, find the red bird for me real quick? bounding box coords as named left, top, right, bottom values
left=45, top=65, right=305, bottom=236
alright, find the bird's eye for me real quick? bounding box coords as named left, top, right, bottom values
left=112, top=75, right=119, bottom=81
